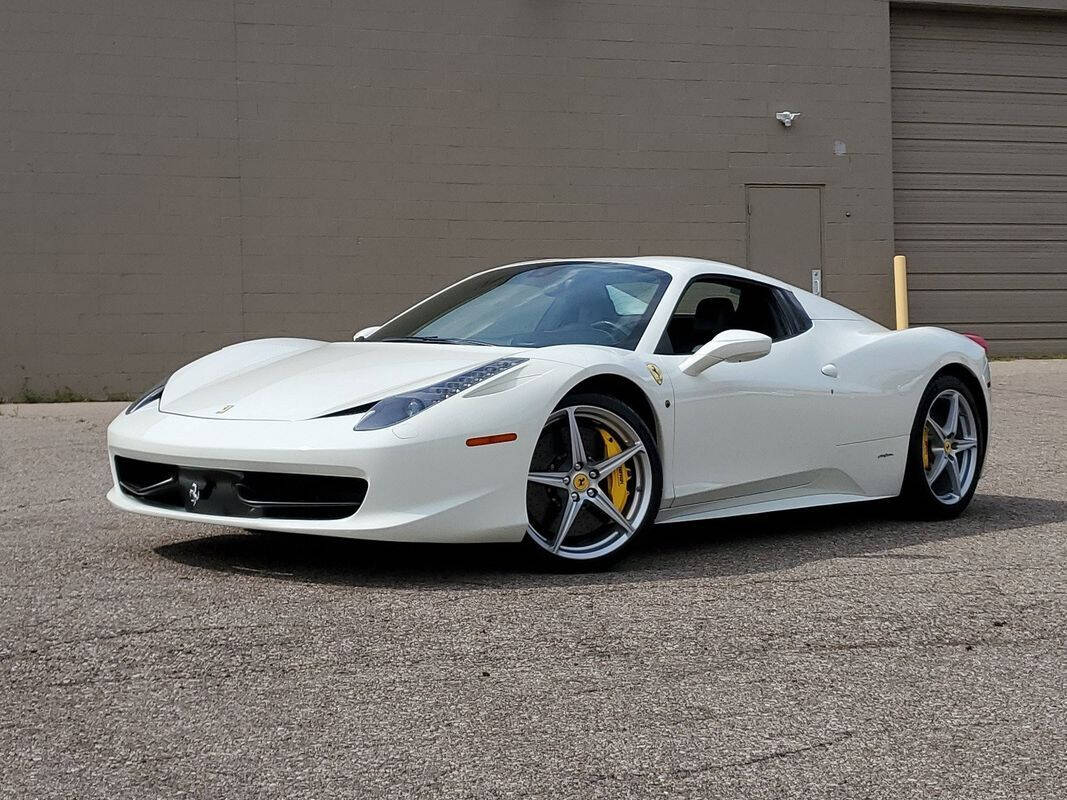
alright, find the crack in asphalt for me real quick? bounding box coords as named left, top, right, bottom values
left=669, top=731, right=855, bottom=778
left=0, top=498, right=75, bottom=513
left=995, top=387, right=1067, bottom=402
left=804, top=635, right=1054, bottom=653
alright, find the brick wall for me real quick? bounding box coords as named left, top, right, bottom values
left=0, top=0, right=894, bottom=399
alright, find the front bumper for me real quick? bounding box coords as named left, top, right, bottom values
left=106, top=396, right=547, bottom=543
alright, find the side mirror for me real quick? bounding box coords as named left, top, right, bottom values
left=679, top=329, right=772, bottom=376
left=353, top=325, right=381, bottom=341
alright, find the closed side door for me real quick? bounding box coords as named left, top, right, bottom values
left=659, top=277, right=832, bottom=507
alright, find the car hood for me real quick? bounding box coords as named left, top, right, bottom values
left=160, top=341, right=524, bottom=421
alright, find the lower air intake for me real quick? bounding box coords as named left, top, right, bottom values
left=114, top=456, right=367, bottom=520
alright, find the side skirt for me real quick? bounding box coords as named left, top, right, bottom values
left=655, top=490, right=893, bottom=525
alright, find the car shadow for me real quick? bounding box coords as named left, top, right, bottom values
left=153, top=494, right=1065, bottom=591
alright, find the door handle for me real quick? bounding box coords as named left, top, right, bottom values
left=821, top=363, right=838, bottom=378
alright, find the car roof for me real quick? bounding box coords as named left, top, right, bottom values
left=501, top=255, right=794, bottom=289
left=494, top=256, right=877, bottom=324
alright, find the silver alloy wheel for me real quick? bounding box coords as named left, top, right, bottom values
left=923, top=388, right=980, bottom=505
left=526, top=405, right=653, bottom=560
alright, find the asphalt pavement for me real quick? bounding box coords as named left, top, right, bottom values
left=1, top=360, right=1064, bottom=799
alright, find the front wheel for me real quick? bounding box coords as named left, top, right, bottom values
left=524, top=393, right=662, bottom=567
left=899, top=374, right=985, bottom=518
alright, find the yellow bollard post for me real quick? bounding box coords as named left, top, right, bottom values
left=893, top=254, right=909, bottom=330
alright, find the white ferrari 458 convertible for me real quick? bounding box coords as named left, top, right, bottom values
left=107, top=257, right=990, bottom=565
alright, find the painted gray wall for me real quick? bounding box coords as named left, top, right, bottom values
left=1, top=0, right=1061, bottom=398
left=0, top=0, right=895, bottom=398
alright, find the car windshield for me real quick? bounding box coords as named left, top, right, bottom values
left=367, top=262, right=672, bottom=349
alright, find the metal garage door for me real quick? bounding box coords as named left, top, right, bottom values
left=891, top=8, right=1067, bottom=355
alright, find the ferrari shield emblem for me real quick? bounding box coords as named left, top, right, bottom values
left=646, top=363, right=663, bottom=385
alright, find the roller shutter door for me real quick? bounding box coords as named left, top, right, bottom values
left=891, top=7, right=1067, bottom=355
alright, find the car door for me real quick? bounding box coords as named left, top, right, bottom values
left=658, top=276, right=833, bottom=508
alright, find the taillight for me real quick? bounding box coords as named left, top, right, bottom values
left=963, top=333, right=989, bottom=351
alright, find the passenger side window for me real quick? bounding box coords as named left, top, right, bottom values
left=658, top=278, right=790, bottom=355
left=605, top=281, right=658, bottom=316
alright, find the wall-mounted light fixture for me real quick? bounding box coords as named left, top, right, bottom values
left=775, top=111, right=800, bottom=128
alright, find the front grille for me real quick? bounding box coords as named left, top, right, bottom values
left=114, top=456, right=367, bottom=520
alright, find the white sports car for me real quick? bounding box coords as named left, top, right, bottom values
left=107, top=257, right=990, bottom=565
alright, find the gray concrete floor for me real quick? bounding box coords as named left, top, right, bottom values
left=1, top=361, right=1064, bottom=799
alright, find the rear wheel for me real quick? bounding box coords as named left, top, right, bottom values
left=900, top=374, right=984, bottom=518
left=524, top=393, right=661, bottom=566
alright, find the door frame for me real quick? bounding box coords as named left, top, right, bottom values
left=745, top=183, right=825, bottom=295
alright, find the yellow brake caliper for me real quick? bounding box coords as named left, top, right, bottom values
left=598, top=428, right=631, bottom=512
left=922, top=425, right=931, bottom=470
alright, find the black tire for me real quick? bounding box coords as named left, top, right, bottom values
left=522, top=392, right=662, bottom=569
left=899, top=373, right=985, bottom=519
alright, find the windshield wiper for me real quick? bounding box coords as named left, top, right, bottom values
left=381, top=336, right=493, bottom=346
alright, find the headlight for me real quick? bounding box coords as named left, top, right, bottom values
left=354, top=357, right=527, bottom=431
left=125, top=381, right=167, bottom=414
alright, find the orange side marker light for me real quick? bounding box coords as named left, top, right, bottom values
left=466, top=433, right=518, bottom=447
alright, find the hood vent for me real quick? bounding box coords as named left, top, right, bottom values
left=316, top=401, right=377, bottom=419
